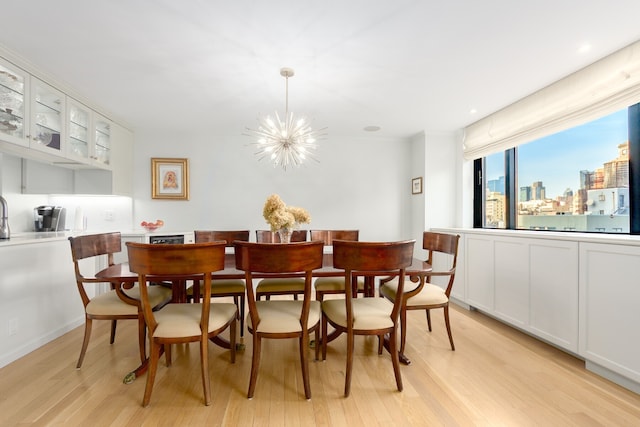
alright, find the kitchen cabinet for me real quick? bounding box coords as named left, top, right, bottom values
left=0, top=49, right=133, bottom=196
left=29, top=78, right=65, bottom=158
left=0, top=57, right=28, bottom=148
left=66, top=100, right=113, bottom=170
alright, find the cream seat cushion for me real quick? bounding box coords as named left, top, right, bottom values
left=255, top=278, right=305, bottom=294
left=321, top=298, right=394, bottom=330
left=379, top=278, right=449, bottom=306
left=86, top=285, right=172, bottom=316
left=153, top=303, right=237, bottom=338
left=247, top=300, right=321, bottom=334
left=314, top=276, right=365, bottom=292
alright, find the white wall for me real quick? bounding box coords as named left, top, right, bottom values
left=131, top=128, right=414, bottom=241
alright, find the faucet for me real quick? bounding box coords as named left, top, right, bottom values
left=0, top=195, right=9, bottom=239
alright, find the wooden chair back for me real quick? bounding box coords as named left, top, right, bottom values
left=69, top=232, right=122, bottom=306
left=234, top=241, right=323, bottom=324
left=309, top=230, right=359, bottom=245
left=422, top=232, right=460, bottom=296
left=126, top=242, right=226, bottom=332
left=332, top=239, right=415, bottom=318
left=255, top=229, right=307, bottom=243
left=195, top=230, right=250, bottom=246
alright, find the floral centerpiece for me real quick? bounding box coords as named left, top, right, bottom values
left=263, top=194, right=311, bottom=243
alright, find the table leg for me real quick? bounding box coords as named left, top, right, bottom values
left=382, top=334, right=411, bottom=365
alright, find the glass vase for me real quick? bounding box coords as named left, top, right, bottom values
left=277, top=228, right=292, bottom=243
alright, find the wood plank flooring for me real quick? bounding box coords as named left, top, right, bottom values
left=1, top=302, right=639, bottom=426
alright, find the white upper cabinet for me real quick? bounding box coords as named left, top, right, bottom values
left=29, top=77, right=65, bottom=157
left=66, top=98, right=91, bottom=162
left=93, top=113, right=111, bottom=168
left=0, top=57, right=28, bottom=147
left=66, top=100, right=112, bottom=169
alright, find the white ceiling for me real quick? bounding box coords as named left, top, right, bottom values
left=2, top=0, right=640, bottom=139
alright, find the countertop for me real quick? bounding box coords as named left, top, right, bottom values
left=0, top=229, right=194, bottom=247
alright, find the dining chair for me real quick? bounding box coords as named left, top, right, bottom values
left=321, top=239, right=414, bottom=397
left=69, top=232, right=172, bottom=368
left=126, top=242, right=237, bottom=407
left=310, top=230, right=367, bottom=301
left=379, top=231, right=460, bottom=353
left=234, top=240, right=324, bottom=399
left=191, top=230, right=249, bottom=336
left=254, top=229, right=308, bottom=300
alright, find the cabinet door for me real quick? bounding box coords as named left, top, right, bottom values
left=0, top=57, right=28, bottom=147
left=29, top=77, right=65, bottom=156
left=66, top=98, right=91, bottom=162
left=93, top=114, right=111, bottom=168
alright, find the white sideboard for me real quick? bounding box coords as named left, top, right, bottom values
left=435, top=228, right=640, bottom=394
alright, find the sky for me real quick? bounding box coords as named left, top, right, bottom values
left=486, top=108, right=629, bottom=198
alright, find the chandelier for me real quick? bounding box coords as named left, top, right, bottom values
left=245, top=67, right=327, bottom=170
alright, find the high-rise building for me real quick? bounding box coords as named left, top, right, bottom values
left=520, top=186, right=531, bottom=202
left=488, top=176, right=505, bottom=195
left=531, top=181, right=546, bottom=200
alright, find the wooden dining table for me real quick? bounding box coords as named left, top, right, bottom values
left=96, top=252, right=432, bottom=383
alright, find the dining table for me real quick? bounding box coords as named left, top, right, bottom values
left=96, top=252, right=432, bottom=383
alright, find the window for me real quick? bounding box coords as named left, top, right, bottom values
left=475, top=104, right=638, bottom=234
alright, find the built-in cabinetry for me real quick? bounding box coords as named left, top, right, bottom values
left=579, top=242, right=640, bottom=389
left=0, top=53, right=132, bottom=195
left=437, top=228, right=640, bottom=394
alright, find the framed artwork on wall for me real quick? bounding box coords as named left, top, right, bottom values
left=412, top=177, right=423, bottom=195
left=151, top=158, right=190, bottom=200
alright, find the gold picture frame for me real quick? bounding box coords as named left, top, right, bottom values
left=151, top=158, right=189, bottom=200
left=412, top=177, right=423, bottom=195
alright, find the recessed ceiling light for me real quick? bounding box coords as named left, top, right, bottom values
left=469, top=108, right=477, bottom=115
left=364, top=125, right=381, bottom=132
left=578, top=43, right=591, bottom=54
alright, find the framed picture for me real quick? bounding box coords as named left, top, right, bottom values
left=412, top=177, right=423, bottom=195
left=151, top=158, right=189, bottom=200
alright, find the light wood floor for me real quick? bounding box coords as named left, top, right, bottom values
left=1, top=302, right=639, bottom=426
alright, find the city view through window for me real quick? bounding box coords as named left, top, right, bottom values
left=484, top=108, right=630, bottom=233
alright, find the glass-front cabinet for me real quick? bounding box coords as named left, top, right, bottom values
left=66, top=100, right=112, bottom=169
left=0, top=57, right=28, bottom=147
left=67, top=99, right=91, bottom=161
left=93, top=114, right=111, bottom=167
left=30, top=78, right=65, bottom=156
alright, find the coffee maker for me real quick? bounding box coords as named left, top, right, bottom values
left=34, top=206, right=66, bottom=232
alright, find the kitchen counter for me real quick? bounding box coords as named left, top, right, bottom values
left=0, top=231, right=74, bottom=246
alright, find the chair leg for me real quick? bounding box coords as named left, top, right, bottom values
left=165, top=344, right=172, bottom=366
left=389, top=327, right=403, bottom=392
left=314, top=327, right=320, bottom=361
left=300, top=333, right=311, bottom=399
left=248, top=334, right=262, bottom=399
left=110, top=320, right=117, bottom=344
left=230, top=314, right=237, bottom=364
left=200, top=338, right=211, bottom=406
left=344, top=331, right=354, bottom=397
left=426, top=309, right=432, bottom=331
left=443, top=305, right=455, bottom=351
left=76, top=317, right=92, bottom=369
left=142, top=340, right=162, bottom=407
left=399, top=305, right=408, bottom=356
left=321, top=316, right=328, bottom=361
left=239, top=295, right=245, bottom=338
left=137, top=315, right=146, bottom=364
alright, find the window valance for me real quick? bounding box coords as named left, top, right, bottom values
left=463, top=40, right=640, bottom=160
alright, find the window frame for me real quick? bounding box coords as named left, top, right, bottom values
left=474, top=103, right=640, bottom=234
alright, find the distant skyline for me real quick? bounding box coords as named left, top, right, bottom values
left=486, top=108, right=628, bottom=198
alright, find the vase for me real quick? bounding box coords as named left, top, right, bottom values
left=277, top=228, right=292, bottom=243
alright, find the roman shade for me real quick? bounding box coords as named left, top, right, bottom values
left=463, top=39, right=640, bottom=160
